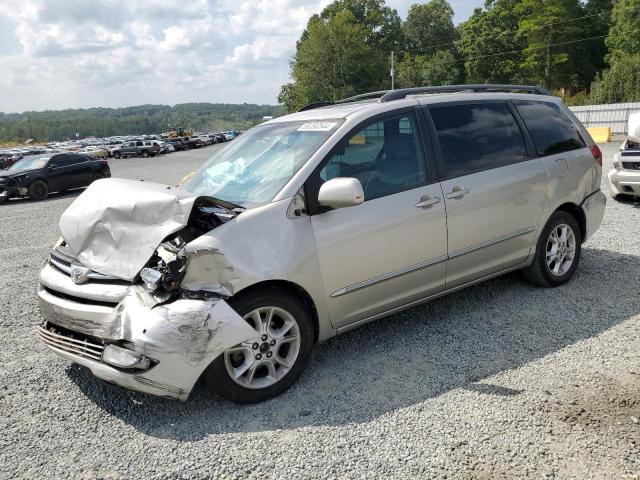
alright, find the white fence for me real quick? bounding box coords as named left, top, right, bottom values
left=569, top=102, right=640, bottom=134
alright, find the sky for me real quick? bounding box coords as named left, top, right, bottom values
left=0, top=0, right=483, bottom=113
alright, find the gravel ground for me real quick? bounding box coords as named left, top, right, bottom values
left=0, top=143, right=638, bottom=479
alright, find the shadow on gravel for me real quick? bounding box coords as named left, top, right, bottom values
left=68, top=246, right=640, bottom=441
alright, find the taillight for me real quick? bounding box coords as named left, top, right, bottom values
left=590, top=144, right=602, bottom=166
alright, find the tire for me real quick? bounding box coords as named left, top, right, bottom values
left=612, top=193, right=633, bottom=202
left=28, top=180, right=49, bottom=201
left=203, top=288, right=314, bottom=404
left=523, top=211, right=582, bottom=287
left=142, top=150, right=149, bottom=158
left=114, top=153, right=121, bottom=159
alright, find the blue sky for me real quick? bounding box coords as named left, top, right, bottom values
left=0, top=0, right=483, bottom=112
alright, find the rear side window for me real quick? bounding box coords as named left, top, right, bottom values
left=513, top=100, right=584, bottom=156
left=429, top=102, right=527, bottom=179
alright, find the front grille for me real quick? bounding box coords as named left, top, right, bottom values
left=50, top=244, right=119, bottom=282
left=38, top=324, right=104, bottom=361
left=622, top=162, right=640, bottom=171
left=620, top=149, right=640, bottom=157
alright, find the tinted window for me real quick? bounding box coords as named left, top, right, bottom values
left=430, top=102, right=527, bottom=179
left=514, top=100, right=584, bottom=156
left=318, top=112, right=427, bottom=201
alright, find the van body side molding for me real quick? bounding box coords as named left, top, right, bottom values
left=331, top=226, right=534, bottom=298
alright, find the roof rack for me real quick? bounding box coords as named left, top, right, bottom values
left=379, top=84, right=551, bottom=102
left=297, top=84, right=551, bottom=111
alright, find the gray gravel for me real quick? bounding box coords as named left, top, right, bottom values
left=1, top=143, right=638, bottom=479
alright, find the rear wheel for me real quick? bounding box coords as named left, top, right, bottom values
left=28, top=180, right=49, bottom=201
left=523, top=211, right=582, bottom=287
left=114, top=153, right=121, bottom=159
left=204, top=288, right=314, bottom=403
left=142, top=150, right=149, bottom=158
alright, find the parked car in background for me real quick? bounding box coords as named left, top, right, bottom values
left=159, top=142, right=175, bottom=154
left=608, top=112, right=640, bottom=201
left=36, top=85, right=605, bottom=404
left=165, top=137, right=189, bottom=151
left=111, top=140, right=161, bottom=158
left=0, top=152, right=110, bottom=202
left=186, top=137, right=204, bottom=149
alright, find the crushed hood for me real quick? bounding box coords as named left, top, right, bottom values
left=59, top=178, right=200, bottom=280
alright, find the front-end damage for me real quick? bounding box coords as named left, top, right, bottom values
left=38, top=178, right=258, bottom=399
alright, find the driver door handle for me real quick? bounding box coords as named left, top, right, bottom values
left=415, top=195, right=441, bottom=209
left=445, top=186, right=470, bottom=199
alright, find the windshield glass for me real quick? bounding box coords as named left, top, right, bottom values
left=183, top=120, right=340, bottom=207
left=8, top=155, right=50, bottom=172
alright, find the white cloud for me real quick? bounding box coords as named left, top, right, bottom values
left=0, top=0, right=482, bottom=112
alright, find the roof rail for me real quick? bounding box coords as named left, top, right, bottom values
left=379, top=84, right=551, bottom=102
left=297, top=84, right=551, bottom=111
left=297, top=91, right=390, bottom=112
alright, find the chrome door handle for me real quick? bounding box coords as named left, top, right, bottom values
left=445, top=187, right=469, bottom=199
left=415, top=196, right=441, bottom=208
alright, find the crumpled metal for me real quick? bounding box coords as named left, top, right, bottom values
left=59, top=178, right=198, bottom=280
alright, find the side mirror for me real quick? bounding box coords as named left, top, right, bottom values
left=318, top=177, right=364, bottom=210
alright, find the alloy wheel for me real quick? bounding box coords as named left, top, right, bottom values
left=223, top=306, right=301, bottom=390
left=545, top=223, right=576, bottom=277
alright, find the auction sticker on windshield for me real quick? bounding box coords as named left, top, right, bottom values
left=297, top=121, right=337, bottom=132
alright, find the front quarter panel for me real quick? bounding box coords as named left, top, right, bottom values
left=181, top=198, right=335, bottom=341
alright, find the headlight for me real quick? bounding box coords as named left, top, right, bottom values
left=140, top=267, right=163, bottom=291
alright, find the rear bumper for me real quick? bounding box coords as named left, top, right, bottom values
left=581, top=189, right=606, bottom=241
left=607, top=168, right=640, bottom=196
left=37, top=262, right=256, bottom=400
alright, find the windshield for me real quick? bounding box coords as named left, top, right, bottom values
left=8, top=155, right=50, bottom=172
left=183, top=120, right=340, bottom=207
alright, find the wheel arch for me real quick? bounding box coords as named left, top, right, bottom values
left=553, top=202, right=587, bottom=243
left=231, top=280, right=320, bottom=343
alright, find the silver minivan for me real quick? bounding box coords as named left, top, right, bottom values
left=37, top=85, right=606, bottom=403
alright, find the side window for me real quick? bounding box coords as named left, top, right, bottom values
left=429, top=102, right=527, bottom=179
left=50, top=155, right=72, bottom=167
left=318, top=112, right=427, bottom=201
left=513, top=100, right=584, bottom=156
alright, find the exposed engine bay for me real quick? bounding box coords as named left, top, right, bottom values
left=139, top=199, right=238, bottom=301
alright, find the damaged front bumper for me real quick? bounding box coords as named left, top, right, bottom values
left=37, top=261, right=256, bottom=400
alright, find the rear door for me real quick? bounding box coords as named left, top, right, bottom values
left=308, top=109, right=448, bottom=328
left=68, top=154, right=94, bottom=186
left=425, top=100, right=549, bottom=287
left=46, top=154, right=80, bottom=191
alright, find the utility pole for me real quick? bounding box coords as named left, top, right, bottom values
left=390, top=51, right=395, bottom=90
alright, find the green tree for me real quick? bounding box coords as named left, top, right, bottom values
left=404, top=0, right=457, bottom=52
left=279, top=5, right=391, bottom=112
left=515, top=0, right=586, bottom=89
left=591, top=0, right=640, bottom=102
left=605, top=0, right=640, bottom=60
left=591, top=54, right=640, bottom=103
left=319, top=0, right=404, bottom=51
left=457, top=0, right=526, bottom=84
left=396, top=50, right=462, bottom=87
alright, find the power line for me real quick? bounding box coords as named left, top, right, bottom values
left=420, top=34, right=608, bottom=67
left=397, top=3, right=638, bottom=56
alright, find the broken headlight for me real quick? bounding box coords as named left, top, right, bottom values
left=140, top=237, right=188, bottom=295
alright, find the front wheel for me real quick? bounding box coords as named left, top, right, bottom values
left=203, top=288, right=314, bottom=403
left=28, top=180, right=49, bottom=201
left=523, top=211, right=582, bottom=287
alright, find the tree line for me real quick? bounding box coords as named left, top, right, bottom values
left=279, top=0, right=640, bottom=112
left=0, top=103, right=283, bottom=143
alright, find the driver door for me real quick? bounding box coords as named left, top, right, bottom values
left=307, top=109, right=448, bottom=329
